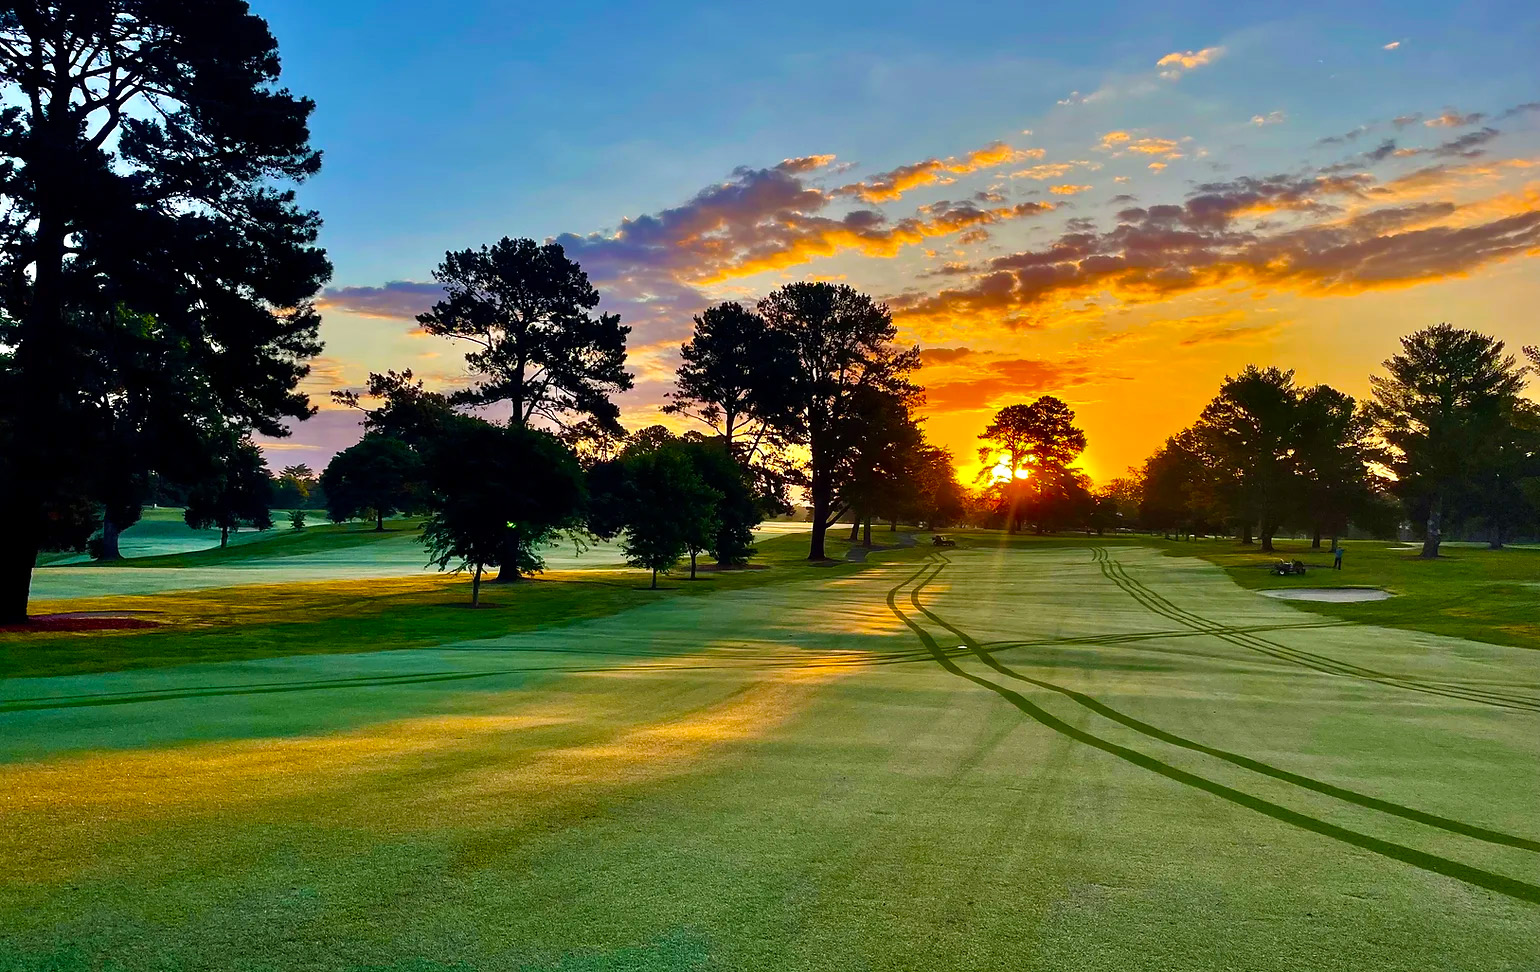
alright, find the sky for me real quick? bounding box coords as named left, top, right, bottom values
left=254, top=0, right=1540, bottom=484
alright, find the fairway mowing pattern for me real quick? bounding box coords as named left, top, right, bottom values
left=2, top=543, right=1538, bottom=969
left=887, top=551, right=1540, bottom=906
left=1089, top=547, right=1540, bottom=712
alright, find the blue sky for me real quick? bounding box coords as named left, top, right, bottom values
left=254, top=0, right=1540, bottom=479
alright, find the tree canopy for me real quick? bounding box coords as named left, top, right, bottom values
left=0, top=1, right=328, bottom=621
left=321, top=435, right=422, bottom=531
left=1367, top=324, right=1528, bottom=557
left=419, top=417, right=586, bottom=603
left=756, top=283, right=919, bottom=560
left=417, top=238, right=633, bottom=432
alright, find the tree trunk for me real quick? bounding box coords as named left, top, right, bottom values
left=220, top=525, right=229, bottom=548
left=375, top=510, right=384, bottom=531
left=493, top=530, right=524, bottom=583
left=1311, top=527, right=1322, bottom=549
left=808, top=463, right=831, bottom=560
left=1, top=536, right=37, bottom=624
left=471, top=563, right=482, bottom=606
left=1489, top=522, right=1504, bottom=550
left=690, top=550, right=697, bottom=579
left=1421, top=495, right=1442, bottom=559
left=848, top=518, right=860, bottom=542
left=651, top=568, right=658, bottom=589
left=889, top=518, right=896, bottom=532
left=98, top=516, right=123, bottom=561
left=862, top=517, right=872, bottom=547
left=1241, top=523, right=1253, bottom=545
left=1260, top=526, right=1275, bottom=554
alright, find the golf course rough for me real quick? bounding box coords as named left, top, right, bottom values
left=2, top=543, right=1537, bottom=970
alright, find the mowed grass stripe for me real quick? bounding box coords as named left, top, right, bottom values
left=915, top=553, right=1540, bottom=855
left=886, top=555, right=1540, bottom=905
left=1092, top=547, right=1540, bottom=712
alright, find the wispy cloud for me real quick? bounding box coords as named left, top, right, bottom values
left=1251, top=111, right=1286, bottom=126
left=835, top=141, right=1037, bottom=203
left=1426, top=108, right=1486, bottom=128
left=1156, top=46, right=1225, bottom=80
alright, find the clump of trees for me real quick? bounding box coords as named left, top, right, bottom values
left=1125, top=325, right=1537, bottom=555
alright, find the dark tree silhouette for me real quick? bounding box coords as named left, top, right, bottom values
left=333, top=370, right=457, bottom=448
left=1194, top=367, right=1299, bottom=552
left=840, top=388, right=923, bottom=545
left=321, top=435, right=422, bottom=530
left=418, top=238, right=632, bottom=430
left=665, top=302, right=795, bottom=453
left=0, top=3, right=328, bottom=621
left=978, top=397, right=1087, bottom=533
left=416, top=238, right=631, bottom=580
left=613, top=441, right=721, bottom=587
left=1367, top=325, right=1526, bottom=558
left=1293, top=385, right=1376, bottom=548
left=420, top=418, right=586, bottom=604
left=756, top=283, right=918, bottom=560
left=183, top=441, right=275, bottom=548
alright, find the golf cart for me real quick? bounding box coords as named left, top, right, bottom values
left=1271, top=559, right=1307, bottom=576
left=932, top=535, right=957, bottom=547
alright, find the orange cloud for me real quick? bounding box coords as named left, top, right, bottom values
left=837, top=141, right=1039, bottom=202
left=1050, top=184, right=1093, bottom=195
left=891, top=175, right=1540, bottom=332
left=1156, top=46, right=1224, bottom=80
left=1425, top=109, right=1486, bottom=128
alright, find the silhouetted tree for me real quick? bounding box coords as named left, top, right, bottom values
left=613, top=441, right=721, bottom=587
left=979, top=396, right=1087, bottom=533
left=1367, top=325, right=1527, bottom=558
left=333, top=370, right=457, bottom=448
left=321, top=435, right=422, bottom=530
left=417, top=238, right=631, bottom=579
left=183, top=441, right=275, bottom=548
left=1464, top=400, right=1540, bottom=549
left=840, top=388, right=923, bottom=545
left=665, top=302, right=795, bottom=453
left=0, top=4, right=328, bottom=621
left=1194, top=366, right=1299, bottom=552
left=420, top=418, right=586, bottom=604
left=1292, top=384, right=1376, bottom=548
left=756, top=284, right=918, bottom=560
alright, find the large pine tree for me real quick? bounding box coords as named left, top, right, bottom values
left=0, top=1, right=330, bottom=621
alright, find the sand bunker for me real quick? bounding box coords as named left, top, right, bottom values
left=1258, top=587, right=1393, bottom=603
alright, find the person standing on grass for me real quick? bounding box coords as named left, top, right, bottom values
left=1333, top=544, right=1344, bottom=570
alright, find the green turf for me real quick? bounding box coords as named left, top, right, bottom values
left=1, top=533, right=877, bottom=680
left=1170, top=536, right=1540, bottom=652
left=1, top=542, right=1536, bottom=970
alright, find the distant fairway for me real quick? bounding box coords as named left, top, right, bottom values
left=3, top=542, right=1537, bottom=970
left=27, top=515, right=815, bottom=600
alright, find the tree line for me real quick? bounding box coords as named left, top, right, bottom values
left=311, top=242, right=966, bottom=603
left=1123, top=326, right=1539, bottom=557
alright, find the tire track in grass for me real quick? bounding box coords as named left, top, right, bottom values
left=1091, top=547, right=1540, bottom=713
left=887, top=556, right=1540, bottom=905
left=1097, top=547, right=1540, bottom=709
left=914, top=554, right=1540, bottom=855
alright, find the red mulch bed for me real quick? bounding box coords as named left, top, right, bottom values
left=1, top=613, right=163, bottom=633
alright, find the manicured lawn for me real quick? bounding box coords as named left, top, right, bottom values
left=2, top=533, right=878, bottom=680
left=1174, top=537, right=1540, bottom=652
left=2, top=541, right=1535, bottom=970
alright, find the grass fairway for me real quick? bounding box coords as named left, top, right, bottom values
left=2, top=542, right=1537, bottom=969
left=1178, top=537, right=1540, bottom=652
